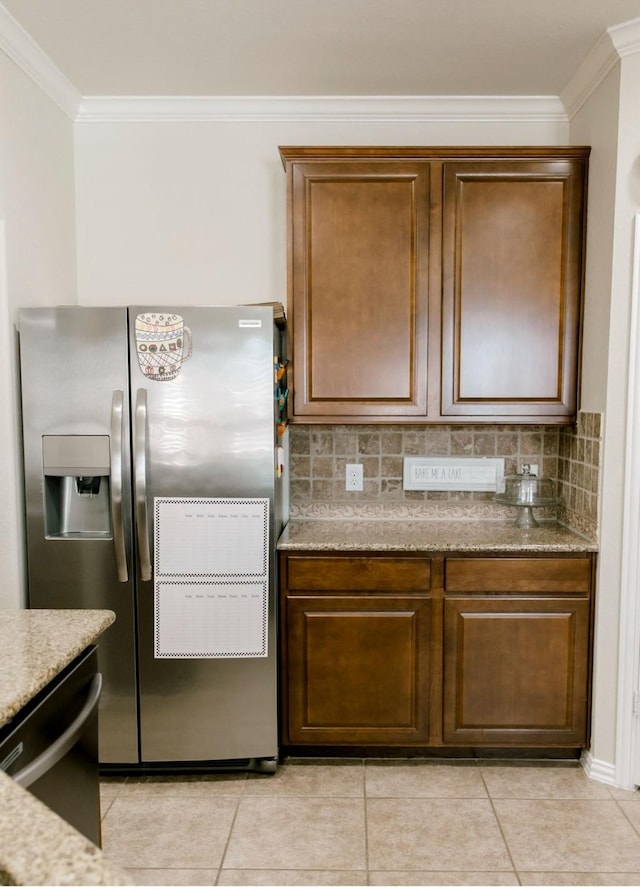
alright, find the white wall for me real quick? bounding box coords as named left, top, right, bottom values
left=569, top=65, right=621, bottom=769
left=603, top=51, right=640, bottom=778
left=570, top=52, right=640, bottom=773
left=74, top=116, right=567, bottom=307
left=571, top=69, right=620, bottom=415
left=0, top=51, right=76, bottom=609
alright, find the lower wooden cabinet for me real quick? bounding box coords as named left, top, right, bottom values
left=281, top=554, right=434, bottom=745
left=279, top=551, right=595, bottom=753
left=442, top=596, right=590, bottom=746
left=442, top=555, right=592, bottom=747
left=286, top=595, right=432, bottom=744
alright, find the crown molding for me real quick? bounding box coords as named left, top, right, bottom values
left=75, top=94, right=566, bottom=124
left=0, top=3, right=81, bottom=118
left=609, top=15, right=640, bottom=57
left=561, top=16, right=640, bottom=119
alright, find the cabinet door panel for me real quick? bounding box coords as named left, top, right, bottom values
left=443, top=597, right=590, bottom=746
left=290, top=162, right=430, bottom=419
left=287, top=595, right=432, bottom=743
left=441, top=160, right=586, bottom=420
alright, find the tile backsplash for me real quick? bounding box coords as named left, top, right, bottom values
left=557, top=412, right=601, bottom=539
left=288, top=412, right=601, bottom=539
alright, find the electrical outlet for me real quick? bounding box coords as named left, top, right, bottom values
left=522, top=463, right=539, bottom=476
left=345, top=463, right=364, bottom=491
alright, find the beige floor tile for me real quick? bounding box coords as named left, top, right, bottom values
left=366, top=761, right=487, bottom=798
left=243, top=761, right=364, bottom=797
left=367, top=798, right=512, bottom=871
left=519, top=872, right=640, bottom=885
left=99, top=799, right=115, bottom=820
left=481, top=765, right=612, bottom=799
left=125, top=868, right=219, bottom=885
left=102, top=795, right=239, bottom=869
left=494, top=799, right=640, bottom=872
left=218, top=868, right=368, bottom=885
left=100, top=779, right=126, bottom=821
left=98, top=762, right=640, bottom=881
left=117, top=771, right=248, bottom=797
left=616, top=798, right=640, bottom=831
left=369, top=870, right=518, bottom=885
left=99, top=779, right=125, bottom=804
left=223, top=797, right=366, bottom=870
left=609, top=786, right=640, bottom=800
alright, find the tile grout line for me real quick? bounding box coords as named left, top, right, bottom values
left=214, top=768, right=251, bottom=887
left=478, top=766, right=523, bottom=886
left=101, top=764, right=640, bottom=883
left=612, top=792, right=640, bottom=844
left=214, top=792, right=243, bottom=885
left=99, top=776, right=129, bottom=822
left=362, top=759, right=371, bottom=885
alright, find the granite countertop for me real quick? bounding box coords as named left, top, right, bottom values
left=0, top=609, right=116, bottom=729
left=0, top=771, right=130, bottom=886
left=0, top=608, right=131, bottom=887
left=277, top=518, right=597, bottom=553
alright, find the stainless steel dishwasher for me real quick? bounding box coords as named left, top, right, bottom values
left=0, top=646, right=102, bottom=846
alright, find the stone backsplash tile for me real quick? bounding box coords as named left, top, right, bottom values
left=557, top=411, right=601, bottom=539
left=288, top=414, right=601, bottom=539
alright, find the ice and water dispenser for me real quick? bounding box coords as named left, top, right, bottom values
left=42, top=435, right=112, bottom=539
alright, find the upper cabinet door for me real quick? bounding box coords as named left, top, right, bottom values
left=440, top=158, right=588, bottom=421
left=281, top=147, right=589, bottom=425
left=287, top=160, right=430, bottom=421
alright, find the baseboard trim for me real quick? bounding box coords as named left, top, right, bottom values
left=581, top=749, right=618, bottom=786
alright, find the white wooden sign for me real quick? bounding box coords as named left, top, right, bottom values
left=403, top=457, right=505, bottom=492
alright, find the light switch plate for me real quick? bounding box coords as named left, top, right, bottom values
left=403, top=456, right=505, bottom=492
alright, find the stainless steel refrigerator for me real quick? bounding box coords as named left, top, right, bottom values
left=18, top=305, right=287, bottom=771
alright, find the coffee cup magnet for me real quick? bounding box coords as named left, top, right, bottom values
left=135, top=313, right=192, bottom=381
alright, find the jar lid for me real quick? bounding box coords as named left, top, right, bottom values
left=495, top=464, right=558, bottom=507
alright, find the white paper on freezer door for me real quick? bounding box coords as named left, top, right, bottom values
left=153, top=497, right=269, bottom=658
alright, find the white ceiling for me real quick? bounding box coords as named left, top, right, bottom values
left=2, top=0, right=640, bottom=98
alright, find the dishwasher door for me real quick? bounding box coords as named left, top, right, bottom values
left=0, top=646, right=102, bottom=846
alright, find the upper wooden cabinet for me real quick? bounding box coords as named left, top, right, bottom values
left=279, top=146, right=590, bottom=424
left=283, top=156, right=431, bottom=420
left=441, top=158, right=587, bottom=420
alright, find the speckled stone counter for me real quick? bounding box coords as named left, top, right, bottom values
left=0, top=609, right=115, bottom=729
left=277, top=518, right=597, bottom=553
left=0, top=609, right=132, bottom=887
left=0, top=771, right=130, bottom=886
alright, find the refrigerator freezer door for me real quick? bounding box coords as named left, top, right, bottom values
left=19, top=308, right=139, bottom=764
left=129, top=306, right=279, bottom=762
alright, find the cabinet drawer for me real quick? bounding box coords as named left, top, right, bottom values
left=286, top=556, right=431, bottom=592
left=444, top=557, right=591, bottom=593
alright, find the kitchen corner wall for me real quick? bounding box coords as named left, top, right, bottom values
left=289, top=410, right=601, bottom=540
left=0, top=53, right=77, bottom=609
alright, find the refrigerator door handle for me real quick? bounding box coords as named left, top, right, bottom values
left=134, top=388, right=153, bottom=581
left=110, top=390, right=129, bottom=582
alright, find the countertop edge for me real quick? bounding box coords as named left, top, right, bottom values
left=276, top=519, right=598, bottom=553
